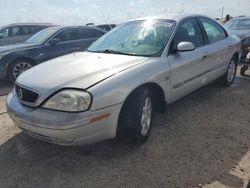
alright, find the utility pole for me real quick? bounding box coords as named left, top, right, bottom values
left=221, top=7, right=224, bottom=19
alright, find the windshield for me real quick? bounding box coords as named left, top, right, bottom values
left=225, top=18, right=250, bottom=30
left=88, top=19, right=176, bottom=57
left=26, top=27, right=59, bottom=44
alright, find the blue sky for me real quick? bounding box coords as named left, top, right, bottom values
left=0, top=0, right=249, bottom=25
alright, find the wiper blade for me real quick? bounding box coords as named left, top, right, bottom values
left=87, top=49, right=146, bottom=57
left=101, top=49, right=136, bottom=56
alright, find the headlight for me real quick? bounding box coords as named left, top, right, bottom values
left=242, top=37, right=250, bottom=44
left=42, top=89, right=92, bottom=112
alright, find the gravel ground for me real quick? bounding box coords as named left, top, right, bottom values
left=0, top=71, right=249, bottom=188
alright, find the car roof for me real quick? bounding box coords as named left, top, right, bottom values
left=0, top=23, right=55, bottom=29
left=7, top=23, right=54, bottom=26
left=45, top=25, right=106, bottom=32
left=130, top=14, right=212, bottom=22
left=230, top=16, right=250, bottom=21
left=97, top=24, right=116, bottom=26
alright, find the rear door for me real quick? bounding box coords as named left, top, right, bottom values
left=168, top=18, right=211, bottom=102
left=197, top=17, right=232, bottom=78
left=78, top=27, right=105, bottom=50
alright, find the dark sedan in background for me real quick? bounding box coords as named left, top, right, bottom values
left=0, top=26, right=106, bottom=81
left=225, top=16, right=250, bottom=62
left=0, top=23, right=54, bottom=46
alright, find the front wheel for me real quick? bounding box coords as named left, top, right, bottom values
left=117, top=88, right=153, bottom=144
left=221, top=58, right=237, bottom=87
left=7, top=59, right=33, bottom=82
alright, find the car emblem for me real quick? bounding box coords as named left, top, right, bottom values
left=18, top=88, right=23, bottom=99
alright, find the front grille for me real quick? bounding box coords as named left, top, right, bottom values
left=15, top=84, right=39, bottom=104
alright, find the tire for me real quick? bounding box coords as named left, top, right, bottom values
left=7, top=59, right=34, bottom=82
left=117, top=88, right=153, bottom=144
left=240, top=64, right=248, bottom=76
left=221, top=58, right=237, bottom=87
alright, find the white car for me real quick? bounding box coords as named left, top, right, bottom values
left=7, top=14, right=241, bottom=146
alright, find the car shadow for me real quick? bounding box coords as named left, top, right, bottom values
left=0, top=78, right=13, bottom=96
left=0, top=76, right=249, bottom=188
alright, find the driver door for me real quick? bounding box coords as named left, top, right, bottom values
left=168, top=18, right=210, bottom=102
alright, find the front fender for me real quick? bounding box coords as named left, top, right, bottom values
left=88, top=58, right=171, bottom=111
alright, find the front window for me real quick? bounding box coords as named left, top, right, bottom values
left=26, top=27, right=59, bottom=44
left=53, top=28, right=78, bottom=42
left=171, top=18, right=204, bottom=51
left=88, top=20, right=176, bottom=57
left=225, top=18, right=250, bottom=30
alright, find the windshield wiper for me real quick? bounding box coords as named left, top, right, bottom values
left=88, top=49, right=140, bottom=56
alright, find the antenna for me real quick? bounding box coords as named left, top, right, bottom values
left=221, top=7, right=224, bottom=19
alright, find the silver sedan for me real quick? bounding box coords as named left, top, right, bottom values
left=6, top=14, right=241, bottom=145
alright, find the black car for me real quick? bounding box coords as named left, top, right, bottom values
left=0, top=26, right=106, bottom=81
left=225, top=17, right=250, bottom=62
left=0, top=23, right=54, bottom=46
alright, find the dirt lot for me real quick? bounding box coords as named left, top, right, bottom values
left=0, top=71, right=249, bottom=188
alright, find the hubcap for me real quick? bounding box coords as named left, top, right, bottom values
left=141, top=97, right=152, bottom=136
left=227, top=60, right=236, bottom=83
left=13, top=62, right=32, bottom=79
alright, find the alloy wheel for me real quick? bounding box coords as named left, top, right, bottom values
left=141, top=97, right=152, bottom=136
left=227, top=60, right=236, bottom=83
left=13, top=62, right=32, bottom=79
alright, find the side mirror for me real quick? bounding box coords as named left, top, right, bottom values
left=48, top=38, right=61, bottom=45
left=177, top=41, right=195, bottom=52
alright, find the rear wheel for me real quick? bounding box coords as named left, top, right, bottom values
left=221, top=58, right=237, bottom=86
left=117, top=88, right=153, bottom=144
left=7, top=59, right=34, bottom=82
left=240, top=64, right=248, bottom=76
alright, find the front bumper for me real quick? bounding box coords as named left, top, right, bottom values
left=6, top=91, right=123, bottom=146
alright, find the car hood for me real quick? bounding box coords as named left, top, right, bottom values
left=0, top=43, right=38, bottom=54
left=227, top=29, right=250, bottom=39
left=16, top=52, right=149, bottom=105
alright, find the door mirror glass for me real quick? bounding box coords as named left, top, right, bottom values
left=177, top=41, right=195, bottom=52
left=49, top=38, right=61, bottom=45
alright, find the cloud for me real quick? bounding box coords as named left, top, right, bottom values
left=0, top=0, right=249, bottom=26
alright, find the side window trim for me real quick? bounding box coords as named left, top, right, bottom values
left=196, top=17, right=209, bottom=45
